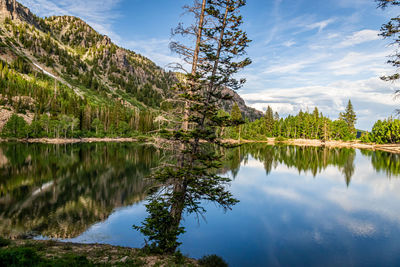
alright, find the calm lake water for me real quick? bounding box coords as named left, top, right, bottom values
left=1, top=143, right=400, bottom=266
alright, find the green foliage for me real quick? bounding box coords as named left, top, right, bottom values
left=362, top=118, right=400, bottom=144
left=364, top=150, right=400, bottom=177
left=339, top=100, right=357, bottom=138
left=264, top=106, right=274, bottom=136
left=135, top=0, right=249, bottom=255
left=377, top=0, right=400, bottom=85
left=0, top=246, right=94, bottom=266
left=275, top=136, right=287, bottom=142
left=331, top=120, right=353, bottom=141
left=0, top=247, right=42, bottom=267
left=198, top=255, right=228, bottom=267
left=0, top=238, right=11, bottom=248
left=133, top=197, right=185, bottom=254
left=1, top=114, right=28, bottom=138
left=0, top=13, right=176, bottom=139
left=225, top=105, right=357, bottom=141
left=230, top=103, right=243, bottom=123
left=0, top=60, right=156, bottom=138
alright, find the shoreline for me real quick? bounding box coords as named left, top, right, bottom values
left=1, top=137, right=399, bottom=154
left=221, top=138, right=400, bottom=154
left=2, top=239, right=198, bottom=266
left=0, top=137, right=142, bottom=144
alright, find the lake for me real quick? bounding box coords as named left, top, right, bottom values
left=1, top=143, right=400, bottom=266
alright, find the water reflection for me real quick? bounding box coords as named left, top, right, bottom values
left=223, top=145, right=360, bottom=185
left=0, top=143, right=400, bottom=266
left=360, top=149, right=400, bottom=178
left=0, top=143, right=164, bottom=239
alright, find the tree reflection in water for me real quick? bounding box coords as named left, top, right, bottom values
left=221, top=144, right=357, bottom=186
left=0, top=142, right=399, bottom=248
left=0, top=143, right=165, bottom=239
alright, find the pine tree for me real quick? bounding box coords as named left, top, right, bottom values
left=134, top=0, right=250, bottom=254
left=2, top=114, right=29, bottom=138
left=231, top=103, right=243, bottom=122
left=376, top=0, right=400, bottom=112
left=340, top=100, right=357, bottom=137
left=265, top=106, right=274, bottom=136
left=231, top=102, right=243, bottom=141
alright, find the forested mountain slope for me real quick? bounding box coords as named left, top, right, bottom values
left=0, top=0, right=261, bottom=137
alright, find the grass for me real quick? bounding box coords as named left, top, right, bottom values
left=0, top=247, right=95, bottom=267
left=198, top=255, right=228, bottom=267
left=0, top=239, right=200, bottom=266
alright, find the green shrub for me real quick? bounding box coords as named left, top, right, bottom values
left=275, top=136, right=287, bottom=142
left=0, top=247, right=95, bottom=267
left=0, top=247, right=41, bottom=266
left=360, top=132, right=371, bottom=143
left=198, top=254, right=228, bottom=267
left=1, top=114, right=29, bottom=139
left=0, top=237, right=10, bottom=247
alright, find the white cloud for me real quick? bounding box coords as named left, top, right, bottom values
left=241, top=77, right=398, bottom=129
left=250, top=103, right=295, bottom=114
left=338, top=29, right=380, bottom=48
left=283, top=40, right=296, bottom=47
left=263, top=61, right=309, bottom=74
left=306, top=18, right=336, bottom=32
left=124, top=39, right=183, bottom=69
left=327, top=51, right=388, bottom=76
left=263, top=54, right=329, bottom=74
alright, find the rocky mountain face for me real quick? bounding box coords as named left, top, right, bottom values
left=220, top=87, right=263, bottom=121
left=0, top=0, right=262, bottom=122
left=0, top=0, right=39, bottom=27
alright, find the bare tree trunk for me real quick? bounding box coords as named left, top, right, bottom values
left=169, top=2, right=208, bottom=250
left=182, top=0, right=207, bottom=132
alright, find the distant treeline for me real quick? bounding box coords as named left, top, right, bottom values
left=224, top=101, right=358, bottom=141
left=361, top=118, right=400, bottom=144
left=224, top=101, right=400, bottom=145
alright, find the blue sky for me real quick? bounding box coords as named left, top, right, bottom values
left=19, top=0, right=400, bottom=129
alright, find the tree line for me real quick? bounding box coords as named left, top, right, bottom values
left=225, top=100, right=358, bottom=141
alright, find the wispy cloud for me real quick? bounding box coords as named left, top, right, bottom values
left=283, top=40, right=296, bottom=47
left=327, top=51, right=388, bottom=76
left=338, top=29, right=380, bottom=47
left=306, top=18, right=336, bottom=33
left=123, top=39, right=183, bottom=69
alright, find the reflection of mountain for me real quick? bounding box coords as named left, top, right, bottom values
left=0, top=143, right=164, bottom=239
left=360, top=150, right=400, bottom=178
left=222, top=144, right=356, bottom=185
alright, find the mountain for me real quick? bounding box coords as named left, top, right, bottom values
left=0, top=0, right=262, bottom=136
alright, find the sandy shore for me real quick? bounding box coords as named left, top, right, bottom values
left=222, top=138, right=400, bottom=154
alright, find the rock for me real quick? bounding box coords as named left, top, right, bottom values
left=120, top=256, right=129, bottom=263
left=0, top=0, right=40, bottom=28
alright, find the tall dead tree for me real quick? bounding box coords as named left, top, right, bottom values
left=134, top=0, right=251, bottom=254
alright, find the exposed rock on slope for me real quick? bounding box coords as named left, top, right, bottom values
left=0, top=0, right=39, bottom=27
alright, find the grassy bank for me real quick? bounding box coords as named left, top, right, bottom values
left=0, top=239, right=202, bottom=266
